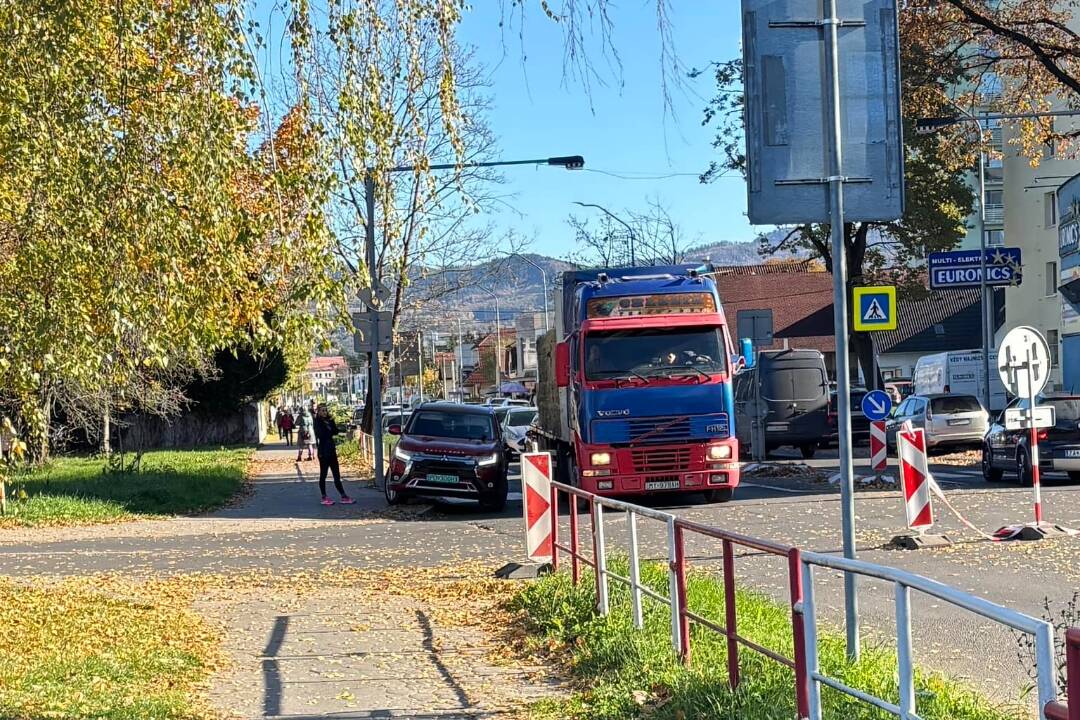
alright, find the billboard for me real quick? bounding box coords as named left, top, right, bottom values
left=741, top=0, right=904, bottom=225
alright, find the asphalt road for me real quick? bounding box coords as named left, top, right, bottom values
left=3, top=444, right=1077, bottom=712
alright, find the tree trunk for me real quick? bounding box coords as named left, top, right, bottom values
left=102, top=407, right=111, bottom=454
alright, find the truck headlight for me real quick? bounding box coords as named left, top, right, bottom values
left=477, top=452, right=500, bottom=467
left=590, top=452, right=611, bottom=466
left=707, top=445, right=732, bottom=460
left=393, top=446, right=412, bottom=462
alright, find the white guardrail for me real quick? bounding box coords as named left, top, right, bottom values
left=546, top=479, right=1064, bottom=720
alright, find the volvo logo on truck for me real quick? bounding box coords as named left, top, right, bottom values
left=597, top=409, right=630, bottom=417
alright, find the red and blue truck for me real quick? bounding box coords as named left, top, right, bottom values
left=534, top=264, right=740, bottom=501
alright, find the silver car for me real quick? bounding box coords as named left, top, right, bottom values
left=502, top=407, right=538, bottom=454
left=887, top=393, right=988, bottom=449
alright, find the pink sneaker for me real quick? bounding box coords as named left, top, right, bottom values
left=340, top=496, right=355, bottom=505
left=320, top=497, right=334, bottom=506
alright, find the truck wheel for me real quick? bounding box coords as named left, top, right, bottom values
left=702, top=488, right=733, bottom=503
left=799, top=443, right=817, bottom=460
left=1016, top=448, right=1034, bottom=487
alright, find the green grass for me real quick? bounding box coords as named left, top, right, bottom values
left=1, top=447, right=251, bottom=527
left=0, top=576, right=220, bottom=719
left=513, top=560, right=1022, bottom=720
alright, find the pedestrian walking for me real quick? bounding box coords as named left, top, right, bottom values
left=281, top=410, right=295, bottom=447
left=314, top=403, right=353, bottom=506
left=274, top=408, right=285, bottom=440
left=295, top=408, right=315, bottom=462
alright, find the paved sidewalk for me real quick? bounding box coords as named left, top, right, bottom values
left=203, top=583, right=559, bottom=719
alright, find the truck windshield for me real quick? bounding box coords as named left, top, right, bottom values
left=584, top=327, right=725, bottom=380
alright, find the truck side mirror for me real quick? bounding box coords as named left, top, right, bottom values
left=555, top=342, right=570, bottom=388
left=740, top=338, right=755, bottom=368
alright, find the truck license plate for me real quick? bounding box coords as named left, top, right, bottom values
left=645, top=480, right=680, bottom=490
left=426, top=473, right=458, bottom=484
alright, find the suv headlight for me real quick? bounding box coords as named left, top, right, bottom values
left=590, top=452, right=611, bottom=466
left=477, top=452, right=500, bottom=467
left=707, top=445, right=731, bottom=460
left=393, top=446, right=412, bottom=462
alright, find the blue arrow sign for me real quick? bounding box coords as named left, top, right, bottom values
left=861, top=389, right=892, bottom=421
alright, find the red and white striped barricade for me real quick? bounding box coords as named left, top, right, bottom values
left=520, top=452, right=554, bottom=562
left=891, top=425, right=951, bottom=549
left=869, top=420, right=887, bottom=473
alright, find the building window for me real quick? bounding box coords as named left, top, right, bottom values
left=1049, top=329, right=1060, bottom=368
left=986, top=229, right=1005, bottom=246
left=1048, top=262, right=1058, bottom=296
left=1046, top=192, right=1058, bottom=227
left=985, top=189, right=1004, bottom=207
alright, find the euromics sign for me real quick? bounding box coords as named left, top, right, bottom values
left=928, top=247, right=1022, bottom=289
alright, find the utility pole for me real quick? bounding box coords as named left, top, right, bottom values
left=823, top=0, right=860, bottom=660
left=416, top=328, right=424, bottom=405
left=364, top=172, right=385, bottom=489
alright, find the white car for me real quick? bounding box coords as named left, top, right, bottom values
left=502, top=407, right=538, bottom=454
left=886, top=393, right=989, bottom=449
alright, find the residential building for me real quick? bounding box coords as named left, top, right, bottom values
left=514, top=311, right=548, bottom=375
left=1057, top=171, right=1080, bottom=391
left=305, top=355, right=349, bottom=396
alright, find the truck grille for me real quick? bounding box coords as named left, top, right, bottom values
left=631, top=447, right=691, bottom=473
left=592, top=412, right=730, bottom=445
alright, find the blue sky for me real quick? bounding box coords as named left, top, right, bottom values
left=456, top=2, right=754, bottom=257
left=251, top=2, right=756, bottom=259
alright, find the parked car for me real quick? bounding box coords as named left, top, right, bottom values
left=485, top=397, right=531, bottom=408
left=983, top=394, right=1080, bottom=484
left=886, top=393, right=988, bottom=449
left=381, top=408, right=411, bottom=432
left=386, top=402, right=509, bottom=510
left=820, top=388, right=871, bottom=447
left=502, top=406, right=538, bottom=455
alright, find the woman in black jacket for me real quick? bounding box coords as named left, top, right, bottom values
left=313, top=404, right=354, bottom=506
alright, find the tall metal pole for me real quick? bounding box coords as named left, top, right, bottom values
left=507, top=252, right=551, bottom=333
left=457, top=317, right=464, bottom=401
left=823, top=0, right=859, bottom=660
left=977, top=134, right=993, bottom=413
left=494, top=296, right=502, bottom=396
left=364, top=172, right=385, bottom=489
left=416, top=328, right=424, bottom=404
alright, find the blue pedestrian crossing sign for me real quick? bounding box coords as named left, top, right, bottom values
left=852, top=286, right=897, bottom=332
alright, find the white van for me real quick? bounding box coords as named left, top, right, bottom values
left=913, top=350, right=1007, bottom=411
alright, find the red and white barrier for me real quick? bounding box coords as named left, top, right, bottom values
left=897, top=427, right=933, bottom=530
left=869, top=420, right=887, bottom=473
left=521, top=452, right=553, bottom=562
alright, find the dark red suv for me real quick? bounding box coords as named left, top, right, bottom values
left=386, top=403, right=509, bottom=510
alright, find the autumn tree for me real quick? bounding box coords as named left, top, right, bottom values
left=0, top=1, right=342, bottom=458
left=695, top=0, right=1080, bottom=384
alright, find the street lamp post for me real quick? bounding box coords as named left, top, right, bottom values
left=503, top=252, right=551, bottom=333
left=361, top=154, right=583, bottom=488
left=917, top=108, right=1080, bottom=413
left=572, top=201, right=638, bottom=266
left=475, top=286, right=502, bottom=398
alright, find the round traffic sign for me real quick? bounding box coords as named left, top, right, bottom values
left=998, top=325, right=1051, bottom=398
left=861, top=389, right=892, bottom=421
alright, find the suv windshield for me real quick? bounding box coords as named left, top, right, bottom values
left=584, top=327, right=725, bottom=380
left=506, top=409, right=537, bottom=427
left=407, top=410, right=496, bottom=441
left=931, top=395, right=982, bottom=414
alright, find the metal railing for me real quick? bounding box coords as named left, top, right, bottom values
left=800, top=550, right=1058, bottom=719
left=1044, top=628, right=1080, bottom=720
left=550, top=480, right=809, bottom=715
left=544, top=479, right=1068, bottom=720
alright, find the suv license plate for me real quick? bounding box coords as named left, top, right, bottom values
left=427, top=473, right=458, bottom=484
left=1066, top=450, right=1080, bottom=459
left=947, top=418, right=970, bottom=426
left=645, top=480, right=680, bottom=490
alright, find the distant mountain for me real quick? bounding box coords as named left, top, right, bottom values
left=401, top=240, right=808, bottom=326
